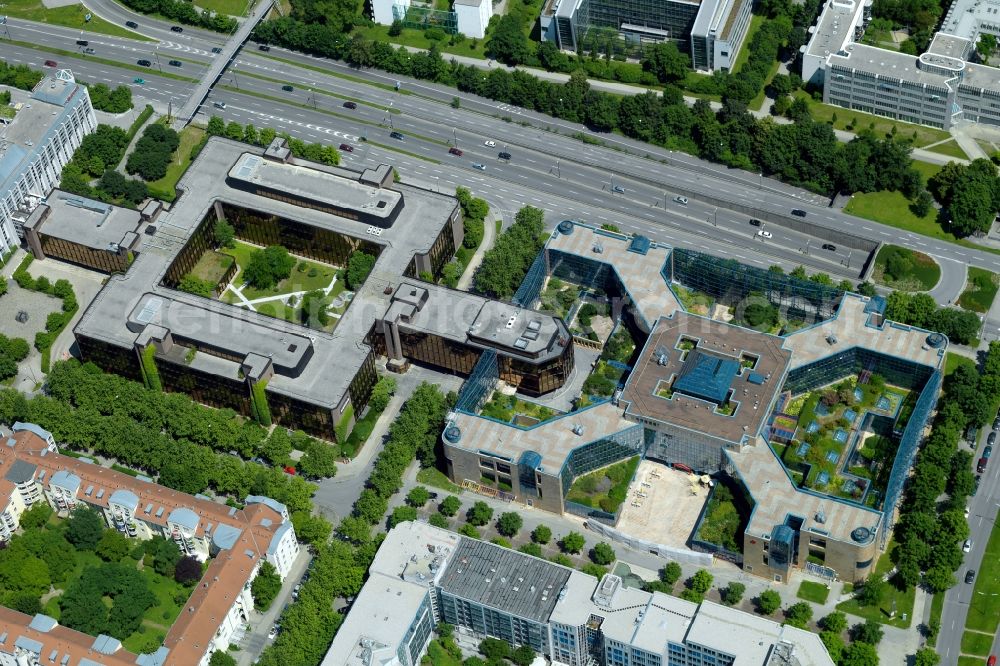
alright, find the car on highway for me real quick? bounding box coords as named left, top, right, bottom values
left=472, top=163, right=485, bottom=170
left=133, top=78, right=145, bottom=85
left=757, top=230, right=773, bottom=239
left=137, top=59, right=151, bottom=67
left=822, top=243, right=837, bottom=251
left=126, top=20, right=138, bottom=28
left=259, top=44, right=271, bottom=51
left=674, top=196, right=688, bottom=205
left=168, top=60, right=182, bottom=67
left=749, top=218, right=762, bottom=226
left=211, top=47, right=223, bottom=53
left=339, top=143, right=354, bottom=152
left=965, top=569, right=976, bottom=584
left=343, top=101, right=357, bottom=109
left=498, top=151, right=511, bottom=160
left=613, top=185, right=625, bottom=194
left=213, top=101, right=226, bottom=109
left=83, top=48, right=95, bottom=54
left=390, top=131, right=404, bottom=140
left=170, top=25, right=183, bottom=32
left=791, top=209, right=807, bottom=217
left=988, top=655, right=996, bottom=666
left=281, top=85, right=294, bottom=92
left=44, top=60, right=57, bottom=67
left=977, top=456, right=988, bottom=473
left=963, top=539, right=972, bottom=553
left=988, top=431, right=996, bottom=445
left=448, top=147, right=463, bottom=156
left=484, top=140, right=496, bottom=147
left=985, top=445, right=993, bottom=458
left=76, top=39, right=88, bottom=46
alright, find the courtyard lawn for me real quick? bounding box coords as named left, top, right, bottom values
left=189, top=250, right=234, bottom=284
left=0, top=0, right=155, bottom=40
left=222, top=241, right=339, bottom=301
left=872, top=244, right=941, bottom=291
left=796, top=581, right=831, bottom=604
left=957, top=267, right=1000, bottom=313
left=964, top=518, right=1000, bottom=634
left=145, top=126, right=206, bottom=202
left=671, top=284, right=714, bottom=316
left=416, top=467, right=462, bottom=493
left=565, top=457, right=640, bottom=515
left=960, top=630, right=994, bottom=656
left=480, top=393, right=562, bottom=426
left=836, top=540, right=914, bottom=628
left=945, top=352, right=976, bottom=376
left=694, top=485, right=744, bottom=553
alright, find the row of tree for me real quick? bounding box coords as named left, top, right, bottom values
left=59, top=124, right=149, bottom=207
left=126, top=123, right=181, bottom=182
left=892, top=342, right=1000, bottom=592
left=884, top=291, right=982, bottom=345
left=927, top=158, right=1000, bottom=237
left=86, top=83, right=133, bottom=114
left=441, top=187, right=490, bottom=287
left=0, top=333, right=29, bottom=383
left=118, top=0, right=237, bottom=32
left=205, top=116, right=340, bottom=166
left=474, top=205, right=545, bottom=299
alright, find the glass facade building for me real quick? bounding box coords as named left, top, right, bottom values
left=437, top=593, right=550, bottom=652
left=34, top=233, right=132, bottom=274
left=559, top=425, right=646, bottom=496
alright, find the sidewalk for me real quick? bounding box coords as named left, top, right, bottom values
left=235, top=547, right=312, bottom=665
left=457, top=208, right=498, bottom=291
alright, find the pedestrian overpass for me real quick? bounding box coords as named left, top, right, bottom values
left=172, top=0, right=272, bottom=128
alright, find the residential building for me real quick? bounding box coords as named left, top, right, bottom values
left=0, top=422, right=300, bottom=666
left=321, top=521, right=836, bottom=666
left=0, top=70, right=96, bottom=253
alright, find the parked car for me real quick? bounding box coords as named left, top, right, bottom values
left=343, top=101, right=357, bottom=109
left=125, top=20, right=138, bottom=28
left=267, top=625, right=279, bottom=640
left=987, top=655, right=996, bottom=666
left=281, top=85, right=294, bottom=92
left=988, top=431, right=996, bottom=445
left=259, top=44, right=270, bottom=51
left=390, top=131, right=404, bottom=140
left=472, top=163, right=485, bottom=170
left=791, top=209, right=807, bottom=217
left=749, top=218, right=762, bottom=226
left=985, top=445, right=993, bottom=458
left=757, top=230, right=773, bottom=239
left=448, top=147, right=463, bottom=156
left=822, top=243, right=837, bottom=251
left=977, top=457, right=988, bottom=473
left=484, top=140, right=496, bottom=147
left=964, top=539, right=972, bottom=553
left=211, top=47, right=223, bottom=53
left=966, top=569, right=976, bottom=584
left=170, top=25, right=183, bottom=32
left=136, top=59, right=151, bottom=67
left=993, top=416, right=1000, bottom=429
left=339, top=143, right=354, bottom=153
left=674, top=196, right=688, bottom=205
left=44, top=60, right=57, bottom=67
left=168, top=60, right=182, bottom=67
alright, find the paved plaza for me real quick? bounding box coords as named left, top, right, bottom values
left=615, top=460, right=710, bottom=548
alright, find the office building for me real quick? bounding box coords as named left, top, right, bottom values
left=371, top=0, right=491, bottom=39
left=802, top=0, right=1000, bottom=129
left=0, top=422, right=299, bottom=666
left=441, top=222, right=944, bottom=583
left=73, top=138, right=573, bottom=443
left=322, top=521, right=836, bottom=666
left=540, top=0, right=753, bottom=71
left=0, top=70, right=96, bottom=253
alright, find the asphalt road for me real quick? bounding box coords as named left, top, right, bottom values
left=937, top=427, right=1000, bottom=663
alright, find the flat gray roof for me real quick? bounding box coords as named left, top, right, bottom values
left=806, top=0, right=864, bottom=59
left=438, top=538, right=572, bottom=624
left=826, top=44, right=954, bottom=88
left=75, top=137, right=459, bottom=410
left=35, top=191, right=141, bottom=250
left=927, top=32, right=972, bottom=59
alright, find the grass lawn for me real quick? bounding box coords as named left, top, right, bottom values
left=959, top=658, right=987, bottom=666
left=416, top=467, right=462, bottom=493
left=145, top=126, right=206, bottom=202
left=1, top=0, right=155, bottom=40
left=796, top=580, right=831, bottom=604
left=958, top=267, right=1000, bottom=313
left=924, top=139, right=969, bottom=160
left=965, top=517, right=1000, bottom=634
left=836, top=539, right=914, bottom=628
left=797, top=91, right=951, bottom=148
left=190, top=250, right=234, bottom=284
left=960, top=630, right=994, bottom=656
left=872, top=244, right=941, bottom=291
left=253, top=300, right=298, bottom=321
left=928, top=591, right=944, bottom=646
left=945, top=351, right=976, bottom=376
left=912, top=160, right=943, bottom=182
left=693, top=485, right=744, bottom=553
left=566, top=456, right=640, bottom=514
left=352, top=24, right=488, bottom=60
left=223, top=241, right=338, bottom=301
left=194, top=0, right=251, bottom=15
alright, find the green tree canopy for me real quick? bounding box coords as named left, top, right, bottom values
left=251, top=560, right=282, bottom=611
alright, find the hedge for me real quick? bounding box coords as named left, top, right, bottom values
left=127, top=105, right=155, bottom=141
left=251, top=379, right=273, bottom=427
left=140, top=345, right=162, bottom=392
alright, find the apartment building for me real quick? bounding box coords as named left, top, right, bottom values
left=0, top=422, right=300, bottom=666
left=0, top=71, right=96, bottom=253
left=322, top=521, right=835, bottom=666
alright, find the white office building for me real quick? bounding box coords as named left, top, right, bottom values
left=0, top=70, right=95, bottom=254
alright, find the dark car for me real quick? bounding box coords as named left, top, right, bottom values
left=498, top=151, right=511, bottom=160
left=258, top=44, right=270, bottom=51
left=170, top=25, right=183, bottom=32
left=137, top=59, right=151, bottom=67
left=390, top=131, right=404, bottom=140
left=43, top=60, right=57, bottom=67
left=749, top=218, right=762, bottom=226
left=993, top=417, right=999, bottom=429
left=126, top=20, right=138, bottom=28
left=76, top=39, right=89, bottom=46
left=168, top=60, right=182, bottom=67
left=428, top=492, right=439, bottom=500
left=343, top=101, right=357, bottom=109
left=985, top=445, right=993, bottom=458
left=822, top=243, right=837, bottom=251
left=448, top=147, right=463, bottom=156
left=978, top=456, right=988, bottom=473
left=989, top=431, right=997, bottom=445
left=965, top=569, right=976, bottom=584
left=281, top=85, right=294, bottom=92
left=211, top=47, right=223, bottom=53
left=791, top=209, right=807, bottom=217
left=339, top=143, right=354, bottom=153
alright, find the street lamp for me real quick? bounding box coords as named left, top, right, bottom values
left=153, top=51, right=162, bottom=73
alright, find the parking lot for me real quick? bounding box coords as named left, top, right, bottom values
left=615, top=460, right=711, bottom=548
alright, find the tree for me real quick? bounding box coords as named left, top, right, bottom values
left=660, top=562, right=682, bottom=585
left=519, top=542, right=543, bottom=557
left=439, top=495, right=461, bottom=517
left=913, top=648, right=939, bottom=666
left=213, top=219, right=235, bottom=248
left=18, top=503, right=52, bottom=530
left=298, top=442, right=338, bottom=479
left=857, top=576, right=883, bottom=607
left=479, top=638, right=511, bottom=661
left=850, top=619, right=884, bottom=645
left=66, top=507, right=104, bottom=550
left=467, top=501, right=493, bottom=526
left=856, top=281, right=877, bottom=297
left=487, top=15, right=530, bottom=65
left=388, top=505, right=418, bottom=528
left=756, top=589, right=781, bottom=615
left=153, top=537, right=182, bottom=577
left=174, top=556, right=202, bottom=584
left=251, top=561, right=282, bottom=611
left=560, top=532, right=585, bottom=554
left=496, top=512, right=523, bottom=537
left=243, top=123, right=260, bottom=146
left=840, top=641, right=879, bottom=666
left=784, top=601, right=813, bottom=628
left=225, top=121, right=243, bottom=141
left=511, top=645, right=534, bottom=666
left=720, top=581, right=745, bottom=606
left=206, top=116, right=225, bottom=136
left=298, top=289, right=330, bottom=329
left=96, top=530, right=132, bottom=562
left=590, top=542, right=616, bottom=565
left=820, top=611, right=847, bottom=633
left=243, top=245, right=295, bottom=289
left=642, top=42, right=689, bottom=83
left=346, top=251, right=376, bottom=290
left=407, top=486, right=431, bottom=507
left=210, top=652, right=238, bottom=666
left=531, top=525, right=552, bottom=544
left=687, top=569, right=713, bottom=595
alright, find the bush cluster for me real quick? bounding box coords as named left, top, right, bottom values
left=12, top=257, right=78, bottom=372
left=120, top=0, right=237, bottom=32
left=126, top=123, right=181, bottom=182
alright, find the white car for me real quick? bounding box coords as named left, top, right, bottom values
left=484, top=140, right=496, bottom=147
left=267, top=626, right=279, bottom=640
left=965, top=505, right=971, bottom=518
left=757, top=230, right=773, bottom=239
left=963, top=539, right=972, bottom=553
left=674, top=196, right=688, bottom=205
left=472, top=163, right=486, bottom=170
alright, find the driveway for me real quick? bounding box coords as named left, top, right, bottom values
left=236, top=547, right=313, bottom=665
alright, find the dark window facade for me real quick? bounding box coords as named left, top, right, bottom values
left=164, top=209, right=216, bottom=287
left=398, top=329, right=481, bottom=377
left=499, top=342, right=575, bottom=396
left=76, top=334, right=143, bottom=383
left=267, top=388, right=335, bottom=440
left=155, top=355, right=253, bottom=416
left=348, top=350, right=378, bottom=413
left=38, top=235, right=130, bottom=274
left=425, top=216, right=459, bottom=278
